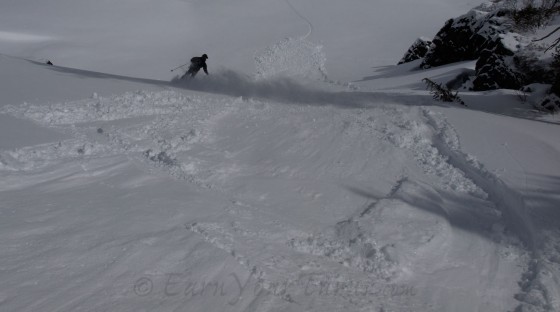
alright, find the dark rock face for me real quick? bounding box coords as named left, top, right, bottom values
left=401, top=4, right=559, bottom=95
left=471, top=37, right=558, bottom=91
left=398, top=38, right=432, bottom=65
left=472, top=52, right=521, bottom=90
left=472, top=39, right=522, bottom=91
left=421, top=9, right=509, bottom=69
left=416, top=7, right=531, bottom=91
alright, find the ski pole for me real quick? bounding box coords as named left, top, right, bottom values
left=170, top=63, right=190, bottom=72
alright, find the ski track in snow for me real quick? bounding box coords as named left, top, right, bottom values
left=422, top=110, right=560, bottom=312
left=283, top=0, right=313, bottom=40
left=0, top=83, right=557, bottom=310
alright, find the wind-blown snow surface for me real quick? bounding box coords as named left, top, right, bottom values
left=1, top=53, right=560, bottom=311
left=1, top=0, right=560, bottom=311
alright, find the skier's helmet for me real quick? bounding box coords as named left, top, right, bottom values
left=202, top=54, right=208, bottom=59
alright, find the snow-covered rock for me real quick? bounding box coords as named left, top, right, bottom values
left=421, top=9, right=511, bottom=69
left=398, top=37, right=432, bottom=65
left=414, top=7, right=528, bottom=91
left=415, top=5, right=560, bottom=92
left=472, top=40, right=522, bottom=90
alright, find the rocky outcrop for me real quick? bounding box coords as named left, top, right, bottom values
left=405, top=6, right=531, bottom=91
left=406, top=5, right=540, bottom=91
left=472, top=53, right=520, bottom=90
left=398, top=2, right=560, bottom=104
left=420, top=9, right=510, bottom=69
left=471, top=34, right=558, bottom=91
left=398, top=37, right=432, bottom=65
left=472, top=36, right=523, bottom=91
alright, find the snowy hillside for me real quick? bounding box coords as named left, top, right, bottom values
left=0, top=0, right=478, bottom=81
left=1, top=1, right=560, bottom=312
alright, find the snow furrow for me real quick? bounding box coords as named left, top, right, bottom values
left=422, top=109, right=557, bottom=312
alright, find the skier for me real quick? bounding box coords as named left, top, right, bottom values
left=182, top=54, right=209, bottom=79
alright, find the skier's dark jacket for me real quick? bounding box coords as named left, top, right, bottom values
left=189, top=55, right=208, bottom=75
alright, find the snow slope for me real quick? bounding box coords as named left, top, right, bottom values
left=1, top=0, right=560, bottom=311
left=2, top=53, right=560, bottom=311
